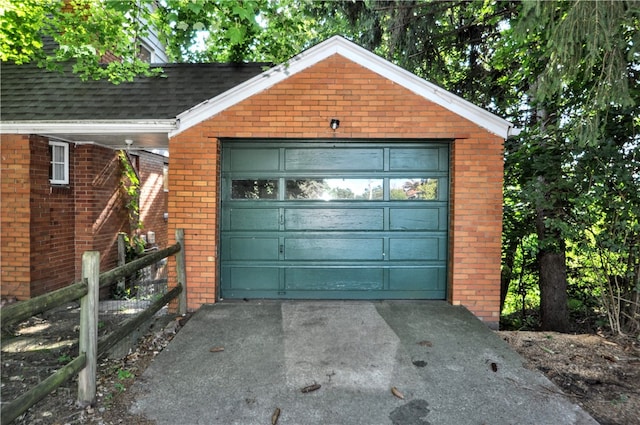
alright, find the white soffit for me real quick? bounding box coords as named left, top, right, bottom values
left=173, top=35, right=519, bottom=139
left=0, top=120, right=177, bottom=134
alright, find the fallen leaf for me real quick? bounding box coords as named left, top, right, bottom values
left=209, top=346, right=225, bottom=353
left=271, top=407, right=281, bottom=425
left=417, top=340, right=433, bottom=347
left=301, top=383, right=321, bottom=393
left=539, top=346, right=555, bottom=355
left=391, top=386, right=404, bottom=399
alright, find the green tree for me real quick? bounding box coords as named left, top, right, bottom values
left=1, top=0, right=157, bottom=83
left=0, top=0, right=334, bottom=81
left=156, top=0, right=336, bottom=63
left=510, top=0, right=639, bottom=332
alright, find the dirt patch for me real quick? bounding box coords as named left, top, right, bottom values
left=3, top=305, right=639, bottom=425
left=1, top=304, right=190, bottom=425
left=499, top=331, right=640, bottom=425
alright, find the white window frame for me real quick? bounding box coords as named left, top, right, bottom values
left=49, top=141, right=69, bottom=185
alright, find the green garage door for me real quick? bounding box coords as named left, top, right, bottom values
left=220, top=141, right=449, bottom=300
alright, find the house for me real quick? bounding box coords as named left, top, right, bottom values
left=0, top=136, right=169, bottom=299
left=1, top=36, right=518, bottom=328
left=0, top=60, right=263, bottom=301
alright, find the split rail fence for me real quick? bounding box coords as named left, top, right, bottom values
left=0, top=229, right=187, bottom=425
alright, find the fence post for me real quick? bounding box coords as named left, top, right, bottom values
left=117, top=233, right=126, bottom=293
left=78, top=251, right=99, bottom=406
left=176, top=228, right=187, bottom=315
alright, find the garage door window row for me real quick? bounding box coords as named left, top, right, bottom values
left=231, top=178, right=439, bottom=201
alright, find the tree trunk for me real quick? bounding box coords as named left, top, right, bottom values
left=535, top=203, right=569, bottom=332
left=538, top=247, right=569, bottom=332
left=531, top=95, right=569, bottom=332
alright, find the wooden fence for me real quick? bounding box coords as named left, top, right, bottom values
left=0, top=229, right=187, bottom=425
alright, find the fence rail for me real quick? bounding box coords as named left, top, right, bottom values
left=0, top=229, right=186, bottom=425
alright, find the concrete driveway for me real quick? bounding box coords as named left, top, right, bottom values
left=130, top=301, right=597, bottom=425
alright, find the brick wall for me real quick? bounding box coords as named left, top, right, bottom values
left=449, top=133, right=504, bottom=327
left=168, top=54, right=504, bottom=327
left=29, top=136, right=77, bottom=296
left=73, top=145, right=129, bottom=279
left=1, top=135, right=31, bottom=300
left=1, top=139, right=136, bottom=299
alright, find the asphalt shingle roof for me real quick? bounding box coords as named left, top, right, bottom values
left=1, top=61, right=268, bottom=121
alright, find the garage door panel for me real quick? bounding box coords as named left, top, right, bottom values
left=229, top=148, right=280, bottom=171
left=389, top=237, right=445, bottom=260
left=390, top=148, right=443, bottom=171
left=227, top=237, right=280, bottom=260
left=224, top=267, right=280, bottom=290
left=390, top=208, right=446, bottom=231
left=229, top=208, right=280, bottom=231
left=285, top=208, right=383, bottom=231
left=285, top=238, right=384, bottom=260
left=285, top=268, right=383, bottom=291
left=285, top=148, right=383, bottom=171
left=389, top=268, right=446, bottom=291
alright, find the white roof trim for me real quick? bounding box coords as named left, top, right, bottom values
left=0, top=120, right=177, bottom=135
left=173, top=35, right=519, bottom=139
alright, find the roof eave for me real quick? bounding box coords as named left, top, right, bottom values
left=0, top=120, right=177, bottom=134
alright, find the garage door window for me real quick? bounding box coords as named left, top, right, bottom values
left=390, top=178, right=438, bottom=200
left=232, top=179, right=278, bottom=199
left=286, top=178, right=383, bottom=201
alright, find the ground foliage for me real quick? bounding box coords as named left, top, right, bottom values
left=500, top=330, right=640, bottom=425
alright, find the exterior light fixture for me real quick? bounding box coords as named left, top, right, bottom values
left=330, top=119, right=340, bottom=130
left=125, top=139, right=134, bottom=149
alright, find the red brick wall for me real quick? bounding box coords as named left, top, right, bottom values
left=1, top=138, right=135, bottom=299
left=1, top=135, right=31, bottom=300
left=73, top=145, right=129, bottom=278
left=449, top=134, right=504, bottom=326
left=29, top=136, right=77, bottom=296
left=169, top=54, right=504, bottom=326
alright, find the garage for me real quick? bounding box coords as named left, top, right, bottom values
left=220, top=140, right=449, bottom=300
left=164, top=36, right=516, bottom=326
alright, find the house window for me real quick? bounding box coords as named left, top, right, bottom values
left=138, top=43, right=152, bottom=62
left=49, top=141, right=69, bottom=185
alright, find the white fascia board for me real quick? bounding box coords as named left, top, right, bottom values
left=173, top=36, right=519, bottom=139
left=333, top=39, right=520, bottom=139
left=0, top=120, right=177, bottom=134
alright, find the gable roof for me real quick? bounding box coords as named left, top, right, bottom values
left=174, top=36, right=519, bottom=139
